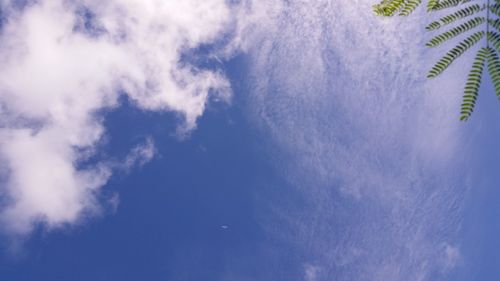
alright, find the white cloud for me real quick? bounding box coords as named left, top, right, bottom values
left=107, top=192, right=120, bottom=215
left=241, top=0, right=470, bottom=280
left=123, top=137, right=156, bottom=171
left=0, top=128, right=111, bottom=234
left=0, top=0, right=238, bottom=235
left=304, top=263, right=321, bottom=281
left=440, top=243, right=461, bottom=272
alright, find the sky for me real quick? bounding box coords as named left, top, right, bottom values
left=0, top=0, right=500, bottom=281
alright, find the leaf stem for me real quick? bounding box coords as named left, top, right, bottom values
left=488, top=0, right=491, bottom=47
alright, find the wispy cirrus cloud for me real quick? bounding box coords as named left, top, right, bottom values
left=0, top=0, right=238, bottom=236
left=240, top=0, right=470, bottom=280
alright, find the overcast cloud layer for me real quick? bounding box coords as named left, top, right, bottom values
left=241, top=1, right=470, bottom=280
left=0, top=0, right=237, bottom=235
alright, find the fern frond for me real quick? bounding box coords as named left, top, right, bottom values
left=373, top=0, right=406, bottom=16
left=490, top=3, right=500, bottom=17
left=400, top=0, right=422, bottom=16
left=487, top=31, right=500, bottom=51
left=426, top=4, right=485, bottom=30
left=428, top=31, right=485, bottom=78
left=427, top=0, right=440, bottom=11
left=426, top=16, right=485, bottom=47
left=432, top=0, right=474, bottom=11
left=460, top=47, right=488, bottom=121
left=486, top=47, right=500, bottom=101
left=488, top=19, right=500, bottom=32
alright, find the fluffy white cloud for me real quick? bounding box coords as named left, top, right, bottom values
left=0, top=0, right=237, bottom=235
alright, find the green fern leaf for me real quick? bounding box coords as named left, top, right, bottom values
left=487, top=31, right=500, bottom=51
left=427, top=16, right=485, bottom=47
left=427, top=0, right=440, bottom=11
left=460, top=47, right=488, bottom=121
left=427, top=0, right=439, bottom=11
left=400, top=0, right=422, bottom=16
left=486, top=47, right=500, bottom=101
left=490, top=3, right=500, bottom=17
left=373, top=0, right=406, bottom=16
left=371, top=0, right=500, bottom=121
left=488, top=19, right=500, bottom=32
left=428, top=31, right=485, bottom=78
left=433, top=0, right=474, bottom=11
left=426, top=4, right=485, bottom=30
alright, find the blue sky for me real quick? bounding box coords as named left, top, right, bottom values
left=1, top=1, right=500, bottom=281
